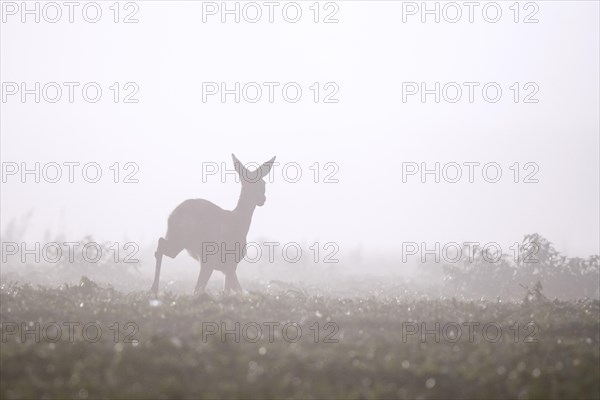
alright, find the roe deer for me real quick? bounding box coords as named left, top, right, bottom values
left=150, top=154, right=276, bottom=294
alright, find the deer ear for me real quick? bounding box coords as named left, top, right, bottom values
left=259, top=156, right=276, bottom=178
left=232, top=153, right=245, bottom=176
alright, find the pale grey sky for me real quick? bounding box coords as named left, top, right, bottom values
left=1, top=1, right=599, bottom=258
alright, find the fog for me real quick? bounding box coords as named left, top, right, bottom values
left=2, top=1, right=599, bottom=257
left=1, top=1, right=599, bottom=399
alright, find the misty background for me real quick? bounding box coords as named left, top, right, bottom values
left=1, top=1, right=599, bottom=297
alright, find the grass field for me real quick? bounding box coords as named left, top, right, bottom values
left=1, top=277, right=598, bottom=400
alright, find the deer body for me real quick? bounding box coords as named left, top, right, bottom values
left=167, top=198, right=253, bottom=272
left=150, top=154, right=275, bottom=294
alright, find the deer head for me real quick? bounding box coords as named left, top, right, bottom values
left=232, top=154, right=276, bottom=207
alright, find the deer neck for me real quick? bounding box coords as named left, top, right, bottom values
left=232, top=186, right=257, bottom=236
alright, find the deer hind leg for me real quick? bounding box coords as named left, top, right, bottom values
left=194, top=265, right=213, bottom=295
left=150, top=237, right=184, bottom=294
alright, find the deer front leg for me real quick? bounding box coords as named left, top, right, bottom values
left=230, top=271, right=243, bottom=293
left=224, top=270, right=242, bottom=294
left=194, top=265, right=213, bottom=295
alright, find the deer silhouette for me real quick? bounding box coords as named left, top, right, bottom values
left=150, top=154, right=276, bottom=294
